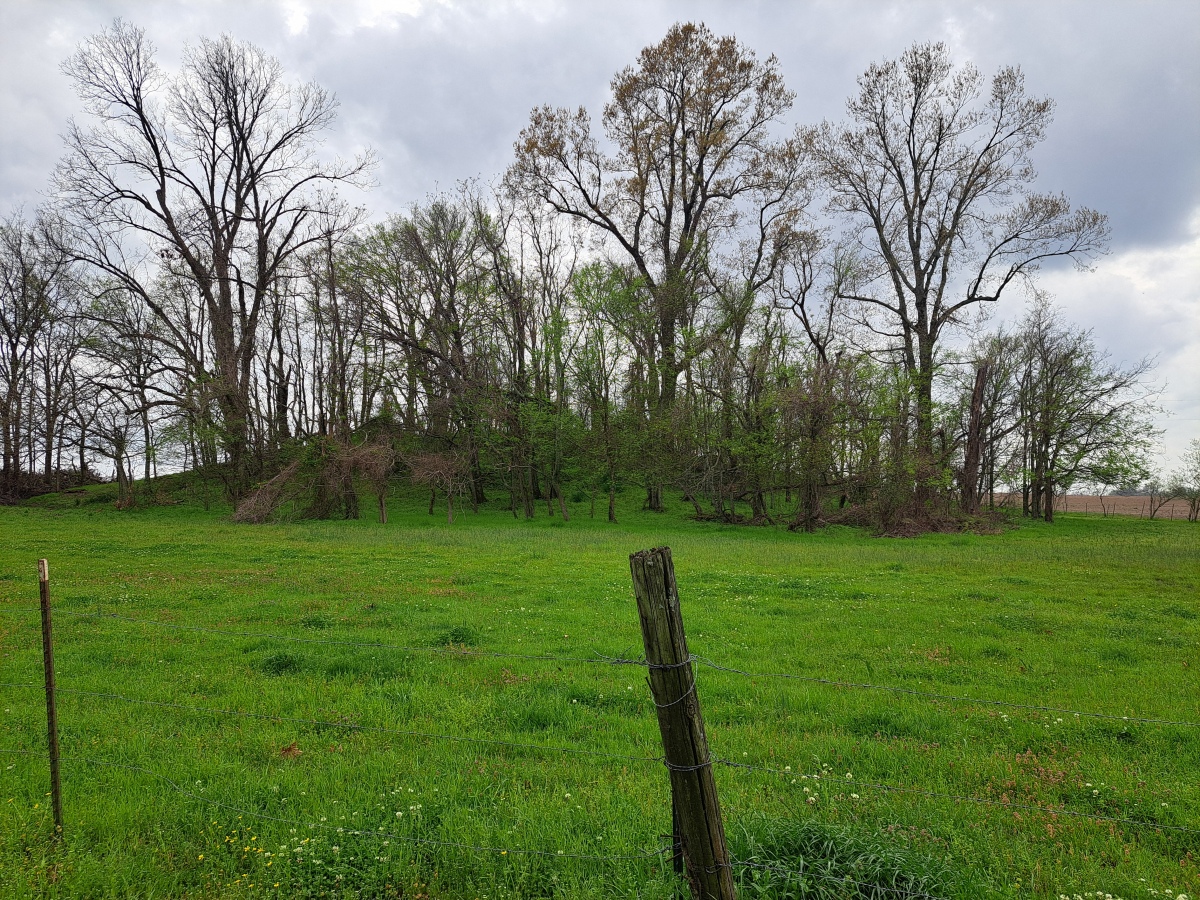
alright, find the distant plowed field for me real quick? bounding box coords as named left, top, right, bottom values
left=994, top=493, right=1195, bottom=518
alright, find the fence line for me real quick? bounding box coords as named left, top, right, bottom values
left=0, top=683, right=663, bottom=766
left=0, top=747, right=949, bottom=899
left=0, top=606, right=650, bottom=669
left=716, top=760, right=1200, bottom=836
left=4, top=605, right=1195, bottom=729
left=7, top=565, right=1198, bottom=897
left=7, top=680, right=1191, bottom=839
left=0, top=748, right=673, bottom=864
left=695, top=657, right=1200, bottom=729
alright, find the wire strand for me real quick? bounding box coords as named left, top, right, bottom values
left=0, top=749, right=939, bottom=897
left=7, top=605, right=1194, bottom=727
left=49, top=609, right=657, bottom=669
left=651, top=677, right=697, bottom=709
left=8, top=603, right=1191, bottom=728
left=0, top=748, right=671, bottom=863
left=696, top=658, right=1200, bottom=728
left=0, top=683, right=663, bottom=766
left=718, top=760, right=1200, bottom=836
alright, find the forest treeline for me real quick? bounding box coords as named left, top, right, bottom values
left=2, top=21, right=1186, bottom=528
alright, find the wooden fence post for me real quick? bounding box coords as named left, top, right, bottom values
left=38, top=559, right=63, bottom=839
left=630, top=547, right=735, bottom=900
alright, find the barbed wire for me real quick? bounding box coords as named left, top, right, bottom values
left=6, top=602, right=1194, bottom=728
left=718, top=760, right=1200, bottom=836
left=0, top=747, right=672, bottom=864
left=0, top=747, right=946, bottom=898
left=0, top=607, right=656, bottom=669
left=6, top=688, right=1191, bottom=838
left=0, top=682, right=663, bottom=766
left=695, top=658, right=1200, bottom=729
left=1, top=747, right=949, bottom=895
left=5, top=596, right=1198, bottom=876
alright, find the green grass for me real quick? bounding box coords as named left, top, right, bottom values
left=0, top=488, right=1197, bottom=899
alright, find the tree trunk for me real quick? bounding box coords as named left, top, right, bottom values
left=961, top=362, right=990, bottom=515
left=913, top=357, right=936, bottom=513
left=341, top=472, right=359, bottom=520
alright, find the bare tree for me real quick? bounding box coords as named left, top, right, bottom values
left=1170, top=439, right=1200, bottom=523
left=0, top=215, right=84, bottom=497
left=816, top=42, right=1109, bottom=509
left=952, top=327, right=1024, bottom=515
left=350, top=441, right=396, bottom=524
left=1014, top=302, right=1157, bottom=522
left=54, top=20, right=370, bottom=501
left=347, top=194, right=496, bottom=507
left=1144, top=472, right=1178, bottom=520
left=409, top=451, right=468, bottom=524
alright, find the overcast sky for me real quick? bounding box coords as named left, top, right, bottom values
left=3, top=0, right=1197, bottom=469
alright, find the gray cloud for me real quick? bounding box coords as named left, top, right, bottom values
left=2, top=0, right=1196, bottom=464
left=6, top=1, right=1197, bottom=243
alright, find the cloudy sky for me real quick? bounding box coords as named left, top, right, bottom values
left=3, top=0, right=1198, bottom=468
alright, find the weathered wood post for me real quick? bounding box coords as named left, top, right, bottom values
left=38, top=559, right=63, bottom=838
left=630, top=547, right=735, bottom=900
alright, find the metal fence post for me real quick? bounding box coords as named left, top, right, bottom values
left=38, top=559, right=63, bottom=839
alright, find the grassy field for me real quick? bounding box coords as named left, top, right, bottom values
left=0, top=487, right=1197, bottom=899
